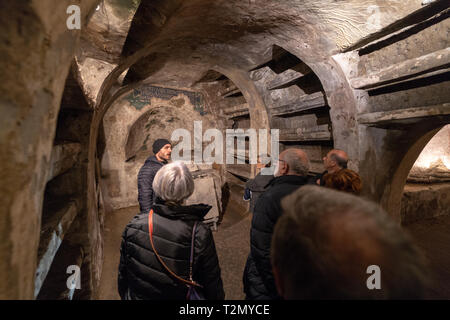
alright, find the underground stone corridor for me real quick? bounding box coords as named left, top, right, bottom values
left=0, top=0, right=449, bottom=301
left=97, top=188, right=252, bottom=300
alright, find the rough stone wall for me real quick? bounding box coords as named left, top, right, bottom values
left=101, top=85, right=217, bottom=210
left=0, top=0, right=100, bottom=299
left=409, top=125, right=450, bottom=181
left=400, top=125, right=450, bottom=226
left=401, top=183, right=450, bottom=225
left=1, top=0, right=449, bottom=299
left=330, top=3, right=450, bottom=220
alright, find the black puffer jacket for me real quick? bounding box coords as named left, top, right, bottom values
left=137, top=156, right=167, bottom=214
left=118, top=199, right=225, bottom=300
left=243, top=175, right=309, bottom=300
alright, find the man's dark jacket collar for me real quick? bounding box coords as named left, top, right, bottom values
left=145, top=155, right=168, bottom=165
left=269, top=175, right=309, bottom=187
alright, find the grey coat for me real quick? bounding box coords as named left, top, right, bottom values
left=245, top=172, right=274, bottom=213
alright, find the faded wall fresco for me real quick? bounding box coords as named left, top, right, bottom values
left=101, top=85, right=216, bottom=210
left=125, top=86, right=206, bottom=114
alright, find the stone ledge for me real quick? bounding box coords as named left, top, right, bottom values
left=401, top=183, right=450, bottom=225
left=35, top=198, right=81, bottom=298
left=47, top=143, right=82, bottom=182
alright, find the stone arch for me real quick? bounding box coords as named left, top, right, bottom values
left=385, top=125, right=445, bottom=223
left=99, top=83, right=218, bottom=210
left=210, top=66, right=271, bottom=178
left=212, top=66, right=270, bottom=132
left=88, top=62, right=272, bottom=203
left=271, top=42, right=361, bottom=170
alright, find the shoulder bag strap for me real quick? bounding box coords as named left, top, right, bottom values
left=189, top=221, right=198, bottom=283
left=148, top=209, right=201, bottom=287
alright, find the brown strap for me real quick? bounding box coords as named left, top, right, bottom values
left=148, top=209, right=201, bottom=288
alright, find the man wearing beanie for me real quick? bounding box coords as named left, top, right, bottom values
left=137, top=138, right=172, bottom=214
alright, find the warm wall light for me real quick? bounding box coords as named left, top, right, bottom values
left=412, top=125, right=450, bottom=170
left=414, top=155, right=450, bottom=170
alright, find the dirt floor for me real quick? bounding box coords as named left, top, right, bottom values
left=97, top=192, right=251, bottom=300
left=403, top=214, right=450, bottom=299
left=97, top=197, right=450, bottom=300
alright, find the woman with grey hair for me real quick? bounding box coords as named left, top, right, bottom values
left=118, top=161, right=225, bottom=300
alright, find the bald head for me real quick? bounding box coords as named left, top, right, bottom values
left=323, top=149, right=349, bottom=173
left=271, top=185, right=429, bottom=299
left=275, top=148, right=310, bottom=177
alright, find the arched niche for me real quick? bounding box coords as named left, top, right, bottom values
left=385, top=124, right=447, bottom=223
left=400, top=124, right=450, bottom=299
left=99, top=84, right=218, bottom=210
left=0, top=1, right=101, bottom=300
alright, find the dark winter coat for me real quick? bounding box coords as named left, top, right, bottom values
left=307, top=170, right=327, bottom=185
left=244, top=173, right=274, bottom=213
left=243, top=175, right=309, bottom=300
left=137, top=156, right=167, bottom=214
left=118, top=199, right=225, bottom=300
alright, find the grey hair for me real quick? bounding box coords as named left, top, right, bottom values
left=271, top=185, right=429, bottom=299
left=152, top=161, right=194, bottom=203
left=283, top=149, right=310, bottom=176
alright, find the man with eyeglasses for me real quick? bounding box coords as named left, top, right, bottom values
left=243, top=148, right=310, bottom=300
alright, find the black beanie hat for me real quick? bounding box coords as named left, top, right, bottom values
left=152, top=139, right=171, bottom=154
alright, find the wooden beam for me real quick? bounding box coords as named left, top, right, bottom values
left=271, top=92, right=326, bottom=116
left=351, top=48, right=450, bottom=90
left=357, top=103, right=450, bottom=125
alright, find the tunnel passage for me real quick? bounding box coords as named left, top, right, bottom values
left=400, top=125, right=450, bottom=298
left=0, top=0, right=449, bottom=299
left=35, top=68, right=95, bottom=300
left=248, top=45, right=334, bottom=175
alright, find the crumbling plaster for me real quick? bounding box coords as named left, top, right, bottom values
left=1, top=0, right=448, bottom=299
left=0, top=0, right=101, bottom=300
left=101, top=87, right=217, bottom=210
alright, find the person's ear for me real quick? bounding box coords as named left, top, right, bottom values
left=282, top=162, right=289, bottom=175
left=272, top=265, right=285, bottom=298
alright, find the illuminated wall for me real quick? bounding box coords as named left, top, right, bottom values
left=412, top=125, right=450, bottom=172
